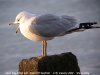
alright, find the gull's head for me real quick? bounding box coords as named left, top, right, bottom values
left=9, top=11, right=29, bottom=33
left=15, top=11, right=29, bottom=24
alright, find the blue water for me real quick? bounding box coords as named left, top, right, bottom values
left=0, top=0, right=100, bottom=75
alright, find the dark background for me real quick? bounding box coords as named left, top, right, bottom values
left=0, top=0, right=100, bottom=75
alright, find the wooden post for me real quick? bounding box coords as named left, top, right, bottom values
left=19, top=52, right=81, bottom=75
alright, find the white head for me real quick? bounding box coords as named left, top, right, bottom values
left=9, top=11, right=31, bottom=33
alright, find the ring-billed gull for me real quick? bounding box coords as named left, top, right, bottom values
left=9, top=11, right=99, bottom=57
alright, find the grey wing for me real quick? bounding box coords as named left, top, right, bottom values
left=29, top=14, right=77, bottom=37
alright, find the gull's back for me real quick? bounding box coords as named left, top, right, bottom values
left=29, top=14, right=78, bottom=37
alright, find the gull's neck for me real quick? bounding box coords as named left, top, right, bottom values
left=20, top=12, right=36, bottom=24
left=19, top=12, right=36, bottom=34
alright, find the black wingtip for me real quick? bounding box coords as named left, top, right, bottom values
left=79, top=22, right=98, bottom=29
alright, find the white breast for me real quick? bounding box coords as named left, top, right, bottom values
left=19, top=23, right=53, bottom=41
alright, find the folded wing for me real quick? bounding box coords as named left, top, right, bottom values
left=29, top=14, right=77, bottom=37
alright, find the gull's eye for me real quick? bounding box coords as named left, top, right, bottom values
left=17, top=19, right=20, bottom=21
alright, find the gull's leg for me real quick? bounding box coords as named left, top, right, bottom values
left=38, top=41, right=44, bottom=59
left=41, top=40, right=47, bottom=57
left=42, top=41, right=44, bottom=57
left=43, top=40, right=47, bottom=56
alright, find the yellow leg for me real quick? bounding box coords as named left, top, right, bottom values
left=42, top=40, right=47, bottom=57
left=42, top=41, right=44, bottom=56
left=44, top=40, right=47, bottom=56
